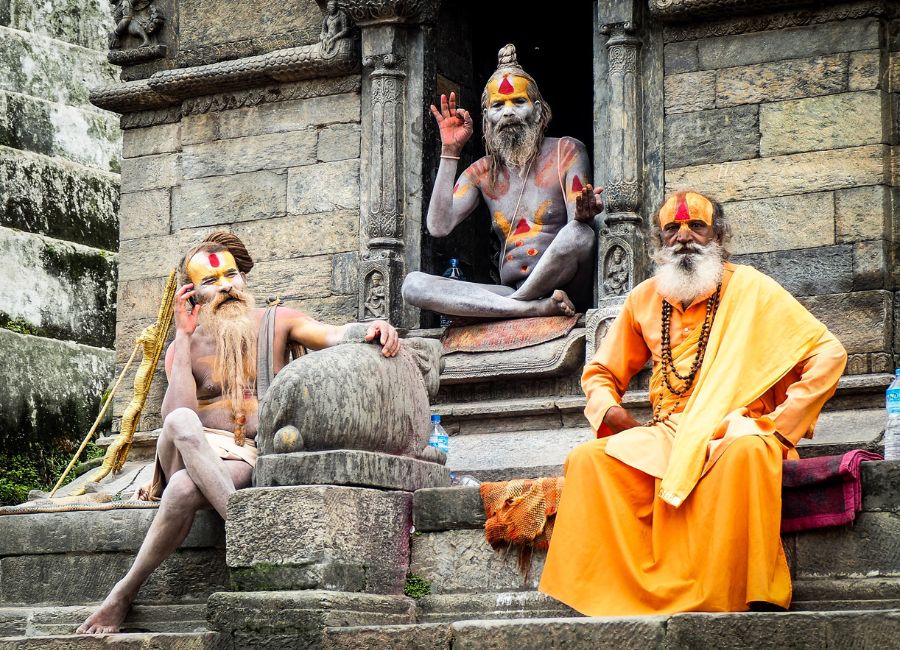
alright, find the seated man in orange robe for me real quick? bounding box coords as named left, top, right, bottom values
left=539, top=191, right=847, bottom=616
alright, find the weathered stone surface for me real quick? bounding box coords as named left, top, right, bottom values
left=663, top=71, right=715, bottom=114
left=119, top=189, right=171, bottom=241
left=287, top=159, right=360, bottom=214
left=215, top=93, right=361, bottom=142
left=793, top=575, right=900, bottom=604
left=446, top=428, right=593, bottom=475
left=317, top=123, right=361, bottom=162
left=697, top=19, right=879, bottom=71
left=853, top=240, right=889, bottom=291
left=122, top=124, right=181, bottom=159
left=732, top=246, right=852, bottom=297
left=281, top=294, right=357, bottom=325
left=323, top=623, right=450, bottom=650
left=231, top=210, right=357, bottom=262
left=664, top=41, right=698, bottom=74
left=0, top=26, right=117, bottom=107
left=410, top=529, right=543, bottom=594
left=417, top=591, right=577, bottom=623
left=798, top=290, right=892, bottom=354
left=2, top=0, right=114, bottom=51
left=1, top=228, right=116, bottom=346
left=665, top=145, right=886, bottom=202
left=835, top=185, right=889, bottom=243
left=120, top=153, right=178, bottom=193
left=0, top=548, right=227, bottom=605
left=0, top=509, right=222, bottom=556
left=0, top=145, right=119, bottom=250
left=256, top=451, right=449, bottom=491
left=794, top=512, right=900, bottom=578
left=414, top=487, right=484, bottom=532
left=760, top=91, right=885, bottom=156
left=226, top=486, right=412, bottom=594
left=715, top=53, right=848, bottom=107
left=849, top=49, right=881, bottom=91
left=172, top=170, right=288, bottom=229
left=0, top=327, right=113, bottom=467
left=725, top=192, right=834, bottom=255
left=862, top=461, right=900, bottom=513
left=0, top=91, right=120, bottom=173
left=250, top=254, right=334, bottom=301
left=180, top=131, right=317, bottom=180
left=451, top=617, right=667, bottom=650
left=664, top=105, right=758, bottom=167
left=116, top=229, right=208, bottom=283
left=330, top=251, right=359, bottom=295
left=0, top=632, right=211, bottom=649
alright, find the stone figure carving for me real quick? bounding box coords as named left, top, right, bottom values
left=109, top=0, right=163, bottom=50
left=320, top=0, right=351, bottom=56
left=402, top=44, right=604, bottom=321
left=603, top=246, right=630, bottom=296
left=257, top=328, right=445, bottom=465
left=364, top=271, right=387, bottom=319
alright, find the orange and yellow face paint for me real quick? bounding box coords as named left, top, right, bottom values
left=658, top=192, right=714, bottom=229
left=186, top=250, right=240, bottom=288
left=488, top=73, right=531, bottom=107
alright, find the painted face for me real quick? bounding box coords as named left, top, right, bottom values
left=658, top=192, right=715, bottom=247
left=485, top=73, right=535, bottom=127
left=186, top=250, right=244, bottom=302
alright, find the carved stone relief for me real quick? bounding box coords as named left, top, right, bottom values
left=602, top=243, right=632, bottom=297
left=363, top=270, right=388, bottom=319
left=107, top=0, right=167, bottom=65
left=649, top=0, right=819, bottom=20
left=585, top=306, right=624, bottom=363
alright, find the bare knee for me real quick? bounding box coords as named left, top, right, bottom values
left=163, top=408, right=203, bottom=448
left=161, top=469, right=205, bottom=512
left=402, top=271, right=429, bottom=305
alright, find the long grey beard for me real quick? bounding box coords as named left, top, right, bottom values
left=486, top=120, right=543, bottom=173
left=198, top=292, right=257, bottom=407
left=652, top=241, right=725, bottom=306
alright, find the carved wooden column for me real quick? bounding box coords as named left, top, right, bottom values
left=343, top=0, right=438, bottom=328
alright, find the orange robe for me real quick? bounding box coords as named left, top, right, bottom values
left=539, top=263, right=846, bottom=616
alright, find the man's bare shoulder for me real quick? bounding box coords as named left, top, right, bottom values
left=462, top=156, right=492, bottom=183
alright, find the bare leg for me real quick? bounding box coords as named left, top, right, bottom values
left=510, top=221, right=595, bottom=304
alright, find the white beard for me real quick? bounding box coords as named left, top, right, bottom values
left=652, top=240, right=725, bottom=306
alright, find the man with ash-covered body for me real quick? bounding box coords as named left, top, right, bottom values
left=402, top=44, right=604, bottom=320
left=78, top=232, right=399, bottom=634
left=540, top=191, right=847, bottom=615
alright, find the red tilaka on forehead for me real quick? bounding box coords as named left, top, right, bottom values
left=209, top=253, right=220, bottom=267
left=498, top=76, right=515, bottom=95
left=674, top=196, right=691, bottom=222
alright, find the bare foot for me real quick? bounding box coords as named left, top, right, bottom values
left=542, top=289, right=575, bottom=317
left=76, top=584, right=133, bottom=634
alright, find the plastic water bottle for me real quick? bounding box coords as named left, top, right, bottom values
left=449, top=472, right=481, bottom=487
left=427, top=414, right=449, bottom=455
left=439, top=259, right=465, bottom=327
left=885, top=369, right=900, bottom=460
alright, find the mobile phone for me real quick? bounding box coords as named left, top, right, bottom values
left=188, top=295, right=198, bottom=308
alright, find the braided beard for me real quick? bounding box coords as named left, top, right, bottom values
left=198, top=289, right=257, bottom=445
left=652, top=240, right=725, bottom=306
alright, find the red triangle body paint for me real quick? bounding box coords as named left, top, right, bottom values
left=209, top=253, right=220, bottom=267
left=572, top=175, right=583, bottom=193
left=675, top=196, right=691, bottom=222
left=498, top=76, right=515, bottom=95
left=514, top=219, right=530, bottom=235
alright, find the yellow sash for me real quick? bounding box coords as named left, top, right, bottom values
left=658, top=265, right=828, bottom=507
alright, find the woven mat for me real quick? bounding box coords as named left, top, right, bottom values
left=442, top=314, right=579, bottom=354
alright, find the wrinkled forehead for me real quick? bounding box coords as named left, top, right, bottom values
left=658, top=192, right=714, bottom=228
left=487, top=73, right=531, bottom=104
left=186, top=250, right=238, bottom=283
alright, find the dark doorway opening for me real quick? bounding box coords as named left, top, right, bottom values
left=419, top=2, right=595, bottom=326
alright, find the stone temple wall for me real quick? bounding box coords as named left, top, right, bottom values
left=0, top=1, right=120, bottom=469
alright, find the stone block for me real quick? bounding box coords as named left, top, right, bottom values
left=215, top=93, right=362, bottom=141
left=281, top=294, right=357, bottom=326
left=798, top=290, right=891, bottom=355
left=0, top=228, right=117, bottom=347
left=226, top=486, right=412, bottom=594
left=715, top=53, right=848, bottom=108
left=0, top=91, right=120, bottom=173
left=760, top=91, right=885, bottom=157
left=116, top=230, right=207, bottom=283
left=849, top=50, right=882, bottom=91
left=323, top=623, right=451, bottom=650
left=853, top=240, right=889, bottom=291
left=664, top=41, right=698, bottom=74
left=663, top=71, right=715, bottom=114
left=180, top=130, right=317, bottom=180
left=664, top=105, right=758, bottom=167
left=180, top=112, right=219, bottom=147
left=172, top=170, right=288, bottom=229
left=122, top=124, right=181, bottom=159
left=794, top=511, right=900, bottom=578
left=317, top=123, right=361, bottom=162
left=0, top=145, right=118, bottom=250
left=0, top=548, right=227, bottom=605
left=115, top=276, right=172, bottom=323
left=287, top=159, right=360, bottom=214
left=410, top=529, right=543, bottom=594
left=256, top=451, right=449, bottom=491
left=120, top=153, right=178, bottom=193
left=666, top=612, right=834, bottom=648
left=446, top=428, right=593, bottom=476
left=250, top=254, right=333, bottom=301
left=0, top=632, right=211, bottom=649
left=0, top=26, right=117, bottom=107
left=732, top=246, right=851, bottom=297
left=330, top=252, right=359, bottom=295
left=725, top=192, right=834, bottom=255
left=413, top=487, right=484, bottom=532
left=119, top=189, right=171, bottom=241
left=697, top=19, right=879, bottom=71
left=231, top=210, right=357, bottom=263
left=417, top=591, right=577, bottom=623
left=665, top=144, right=886, bottom=203
left=835, top=185, right=889, bottom=242
left=3, top=0, right=114, bottom=51
left=862, top=461, right=900, bottom=513
left=451, top=618, right=667, bottom=650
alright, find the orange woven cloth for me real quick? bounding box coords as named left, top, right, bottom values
left=480, top=477, right=564, bottom=574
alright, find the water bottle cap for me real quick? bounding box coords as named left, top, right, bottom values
left=450, top=258, right=459, bottom=266
left=896, top=368, right=900, bottom=376
left=431, top=414, right=441, bottom=423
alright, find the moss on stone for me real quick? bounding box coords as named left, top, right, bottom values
left=404, top=573, right=431, bottom=599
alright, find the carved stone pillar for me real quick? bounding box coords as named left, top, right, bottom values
left=343, top=1, right=438, bottom=328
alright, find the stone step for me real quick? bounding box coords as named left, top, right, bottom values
left=0, top=604, right=207, bottom=637
left=1, top=0, right=114, bottom=52
left=0, top=145, right=119, bottom=250
left=0, top=632, right=211, bottom=649
left=0, top=25, right=118, bottom=109
left=0, top=90, right=121, bottom=173
left=322, top=609, right=900, bottom=649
